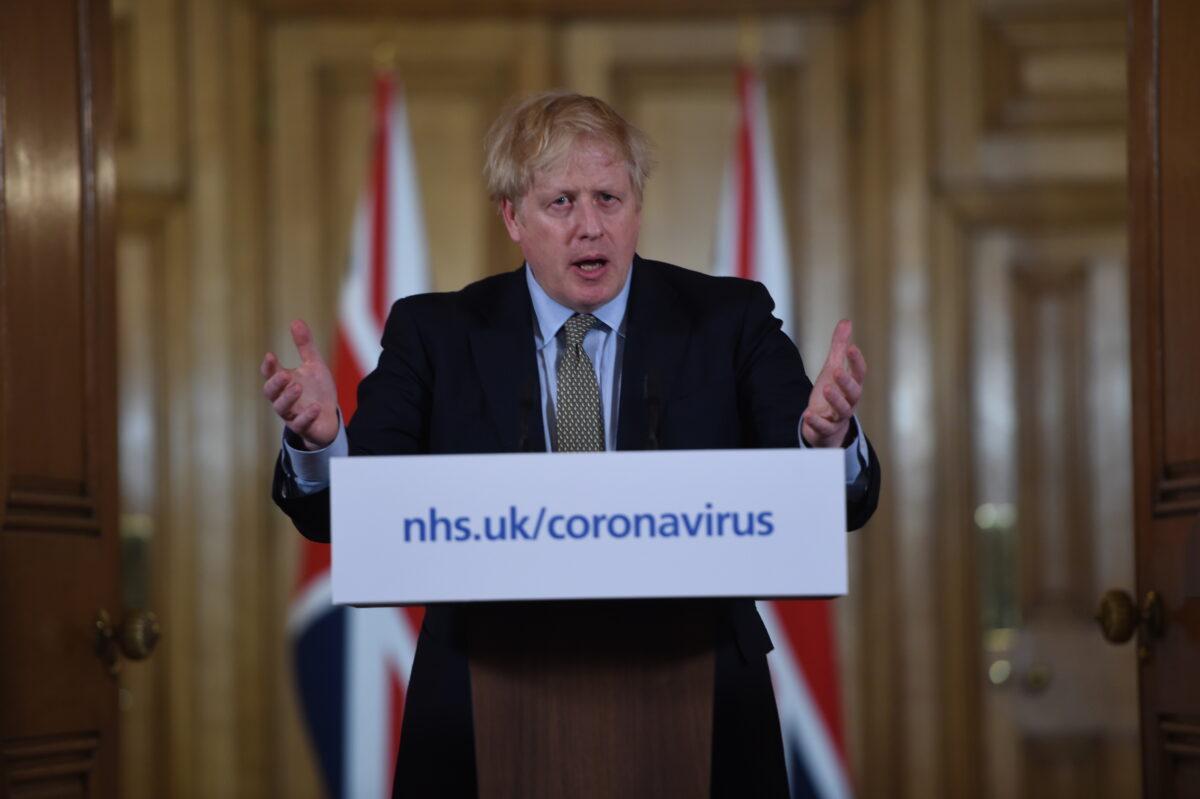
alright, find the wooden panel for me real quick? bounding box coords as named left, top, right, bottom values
left=115, top=199, right=178, bottom=799
left=1, top=734, right=100, bottom=798
left=469, top=605, right=715, bottom=799
left=1160, top=714, right=1200, bottom=799
left=112, top=0, right=186, bottom=191
left=1014, top=265, right=1093, bottom=617
left=1161, top=716, right=1200, bottom=761
left=1129, top=0, right=1200, bottom=795
left=253, top=0, right=856, bottom=16
left=608, top=62, right=797, bottom=299
left=269, top=21, right=536, bottom=361
left=937, top=0, right=1128, bottom=186
left=110, top=6, right=191, bottom=789
left=611, top=65, right=738, bottom=275
left=2, top=0, right=89, bottom=523
left=316, top=59, right=514, bottom=297
left=849, top=4, right=906, bottom=794
left=947, top=183, right=1137, bottom=799
left=1020, top=736, right=1102, bottom=799
left=559, top=20, right=809, bottom=319
left=981, top=4, right=1126, bottom=133
left=1156, top=0, right=1200, bottom=508
left=0, top=0, right=119, bottom=796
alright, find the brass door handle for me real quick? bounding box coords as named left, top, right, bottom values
left=1095, top=589, right=1164, bottom=645
left=95, top=609, right=161, bottom=675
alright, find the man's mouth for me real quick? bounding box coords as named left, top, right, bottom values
left=572, top=256, right=609, bottom=273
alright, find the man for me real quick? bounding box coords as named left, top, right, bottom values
left=264, top=92, right=880, bottom=797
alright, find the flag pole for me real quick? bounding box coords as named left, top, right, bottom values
left=373, top=41, right=399, bottom=76
left=737, top=15, right=762, bottom=69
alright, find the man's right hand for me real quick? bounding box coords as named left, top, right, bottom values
left=261, top=319, right=340, bottom=450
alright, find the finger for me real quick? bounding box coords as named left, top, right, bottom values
left=834, top=368, right=862, bottom=407
left=261, top=352, right=280, bottom=379
left=262, top=370, right=292, bottom=402
left=801, top=407, right=840, bottom=431
left=289, top=404, right=322, bottom=437
left=290, top=319, right=322, bottom=365
left=847, top=344, right=867, bottom=384
left=272, top=382, right=303, bottom=420
left=803, top=391, right=831, bottom=419
left=824, top=319, right=853, bottom=369
left=823, top=383, right=853, bottom=420
left=803, top=410, right=841, bottom=436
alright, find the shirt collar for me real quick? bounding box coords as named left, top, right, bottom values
left=525, top=262, right=632, bottom=350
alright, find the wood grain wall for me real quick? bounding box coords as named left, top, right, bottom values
left=111, top=0, right=1131, bottom=797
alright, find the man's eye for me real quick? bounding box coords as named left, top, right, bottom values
left=599, top=193, right=617, bottom=203
left=551, top=196, right=569, bottom=206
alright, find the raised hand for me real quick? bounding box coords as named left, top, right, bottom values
left=801, top=319, right=867, bottom=449
left=261, top=319, right=340, bottom=450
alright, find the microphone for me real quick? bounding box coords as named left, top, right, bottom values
left=644, top=370, right=662, bottom=450
left=516, top=378, right=536, bottom=452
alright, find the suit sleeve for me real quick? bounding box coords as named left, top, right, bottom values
left=271, top=298, right=434, bottom=542
left=734, top=282, right=881, bottom=531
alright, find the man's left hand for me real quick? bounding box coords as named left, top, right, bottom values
left=801, top=319, right=867, bottom=448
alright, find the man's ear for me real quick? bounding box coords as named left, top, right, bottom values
left=500, top=198, right=522, bottom=243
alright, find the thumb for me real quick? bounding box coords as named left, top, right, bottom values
left=290, top=319, right=323, bottom=365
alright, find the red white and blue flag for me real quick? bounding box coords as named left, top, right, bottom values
left=713, top=65, right=854, bottom=799
left=287, top=71, right=428, bottom=799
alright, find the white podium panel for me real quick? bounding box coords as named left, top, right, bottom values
left=330, top=449, right=846, bottom=605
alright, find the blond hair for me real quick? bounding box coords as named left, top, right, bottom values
left=484, top=91, right=654, bottom=205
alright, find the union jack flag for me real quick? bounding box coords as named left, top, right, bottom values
left=713, top=65, right=854, bottom=799
left=287, top=70, right=428, bottom=799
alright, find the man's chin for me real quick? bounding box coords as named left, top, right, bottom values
left=565, top=279, right=618, bottom=312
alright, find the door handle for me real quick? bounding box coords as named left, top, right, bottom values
left=94, top=608, right=161, bottom=675
left=1095, top=589, right=1164, bottom=656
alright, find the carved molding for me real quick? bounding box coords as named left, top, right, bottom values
left=250, top=0, right=856, bottom=17
left=1, top=733, right=100, bottom=796
left=1155, top=469, right=1200, bottom=516
left=3, top=485, right=101, bottom=536
left=940, top=181, right=1126, bottom=229
left=1161, top=716, right=1200, bottom=760
left=981, top=2, right=1126, bottom=133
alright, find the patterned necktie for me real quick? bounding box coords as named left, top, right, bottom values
left=555, top=313, right=605, bottom=452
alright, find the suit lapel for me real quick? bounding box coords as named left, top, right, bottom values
left=467, top=267, right=547, bottom=453
left=617, top=257, right=691, bottom=451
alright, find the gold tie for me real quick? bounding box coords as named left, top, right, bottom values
left=555, top=314, right=605, bottom=452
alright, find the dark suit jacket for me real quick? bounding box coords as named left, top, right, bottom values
left=273, top=256, right=881, bottom=797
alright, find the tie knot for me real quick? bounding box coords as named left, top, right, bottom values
left=561, top=313, right=599, bottom=349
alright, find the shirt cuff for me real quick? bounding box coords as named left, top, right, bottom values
left=798, top=414, right=869, bottom=485
left=280, top=412, right=348, bottom=494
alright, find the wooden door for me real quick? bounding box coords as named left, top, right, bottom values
left=971, top=227, right=1140, bottom=799
left=0, top=1, right=121, bottom=796
left=1128, top=0, right=1200, bottom=795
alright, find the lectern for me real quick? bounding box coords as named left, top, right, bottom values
left=331, top=449, right=846, bottom=797
left=467, top=601, right=715, bottom=799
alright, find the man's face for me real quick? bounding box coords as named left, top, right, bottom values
left=501, top=141, right=641, bottom=313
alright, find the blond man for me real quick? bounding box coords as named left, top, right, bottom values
left=264, top=92, right=880, bottom=797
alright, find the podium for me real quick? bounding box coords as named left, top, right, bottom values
left=331, top=449, right=846, bottom=796
left=466, top=601, right=715, bottom=798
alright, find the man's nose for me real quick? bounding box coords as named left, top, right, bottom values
left=576, top=202, right=604, bottom=239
